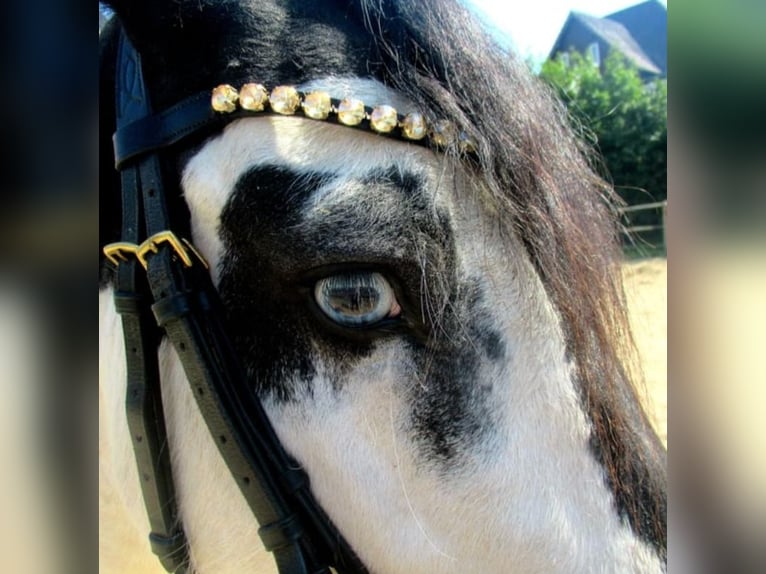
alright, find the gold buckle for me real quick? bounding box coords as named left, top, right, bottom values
left=103, top=242, right=139, bottom=266
left=135, top=231, right=193, bottom=269
left=103, top=231, right=208, bottom=270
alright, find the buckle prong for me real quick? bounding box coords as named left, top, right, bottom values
left=103, top=242, right=139, bottom=266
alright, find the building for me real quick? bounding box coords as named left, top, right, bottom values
left=548, top=1, right=666, bottom=80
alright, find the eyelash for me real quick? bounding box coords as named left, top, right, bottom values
left=313, top=271, right=401, bottom=328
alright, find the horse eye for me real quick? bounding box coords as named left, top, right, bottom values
left=314, top=272, right=401, bottom=327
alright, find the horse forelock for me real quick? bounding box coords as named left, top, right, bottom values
left=100, top=0, right=666, bottom=568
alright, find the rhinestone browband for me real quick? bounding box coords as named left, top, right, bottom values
left=211, top=83, right=476, bottom=152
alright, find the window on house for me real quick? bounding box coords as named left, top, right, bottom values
left=560, top=52, right=570, bottom=67
left=587, top=42, right=600, bottom=66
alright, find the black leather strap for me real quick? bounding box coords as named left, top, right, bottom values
left=113, top=30, right=189, bottom=574
left=110, top=26, right=368, bottom=574
left=145, top=262, right=322, bottom=573
left=113, top=92, right=219, bottom=170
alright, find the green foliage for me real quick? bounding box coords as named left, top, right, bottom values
left=539, top=51, right=667, bottom=232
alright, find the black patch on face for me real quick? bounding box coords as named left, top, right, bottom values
left=465, top=281, right=506, bottom=363
left=217, top=164, right=440, bottom=401
left=218, top=166, right=333, bottom=401
left=478, top=330, right=504, bottom=361
left=217, top=162, right=501, bottom=468
left=407, top=280, right=502, bottom=466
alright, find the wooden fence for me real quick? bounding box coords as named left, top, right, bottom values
left=619, top=200, right=667, bottom=244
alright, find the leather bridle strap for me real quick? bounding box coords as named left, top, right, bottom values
left=108, top=28, right=367, bottom=574
left=112, top=28, right=189, bottom=573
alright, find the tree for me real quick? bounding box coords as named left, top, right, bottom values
left=539, top=51, right=667, bottom=233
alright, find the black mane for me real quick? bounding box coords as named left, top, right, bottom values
left=100, top=0, right=666, bottom=560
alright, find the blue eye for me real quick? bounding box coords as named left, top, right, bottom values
left=314, top=272, right=401, bottom=327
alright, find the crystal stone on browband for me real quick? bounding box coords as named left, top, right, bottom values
left=211, top=83, right=476, bottom=151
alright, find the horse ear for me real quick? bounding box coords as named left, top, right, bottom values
left=101, top=0, right=182, bottom=60
left=101, top=0, right=231, bottom=110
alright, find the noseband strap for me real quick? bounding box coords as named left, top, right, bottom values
left=108, top=27, right=367, bottom=574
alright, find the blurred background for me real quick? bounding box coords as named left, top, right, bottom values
left=1, top=0, right=763, bottom=571
left=0, top=1, right=95, bottom=573
left=668, top=0, right=766, bottom=571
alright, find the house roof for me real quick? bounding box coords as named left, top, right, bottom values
left=548, top=1, right=666, bottom=77
left=607, top=1, right=667, bottom=75
left=569, top=11, right=661, bottom=75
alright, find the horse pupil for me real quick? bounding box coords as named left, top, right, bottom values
left=328, top=284, right=379, bottom=315
left=315, top=272, right=393, bottom=326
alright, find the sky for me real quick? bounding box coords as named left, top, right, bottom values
left=463, top=0, right=667, bottom=63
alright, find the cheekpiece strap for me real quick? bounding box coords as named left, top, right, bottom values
left=113, top=28, right=190, bottom=574
left=108, top=25, right=368, bottom=574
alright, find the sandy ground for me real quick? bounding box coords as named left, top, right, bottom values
left=622, top=257, right=668, bottom=445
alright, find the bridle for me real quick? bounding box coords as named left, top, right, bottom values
left=103, top=28, right=371, bottom=574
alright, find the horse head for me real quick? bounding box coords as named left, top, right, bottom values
left=99, top=1, right=666, bottom=572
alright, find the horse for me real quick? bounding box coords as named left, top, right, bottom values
left=98, top=0, right=667, bottom=572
